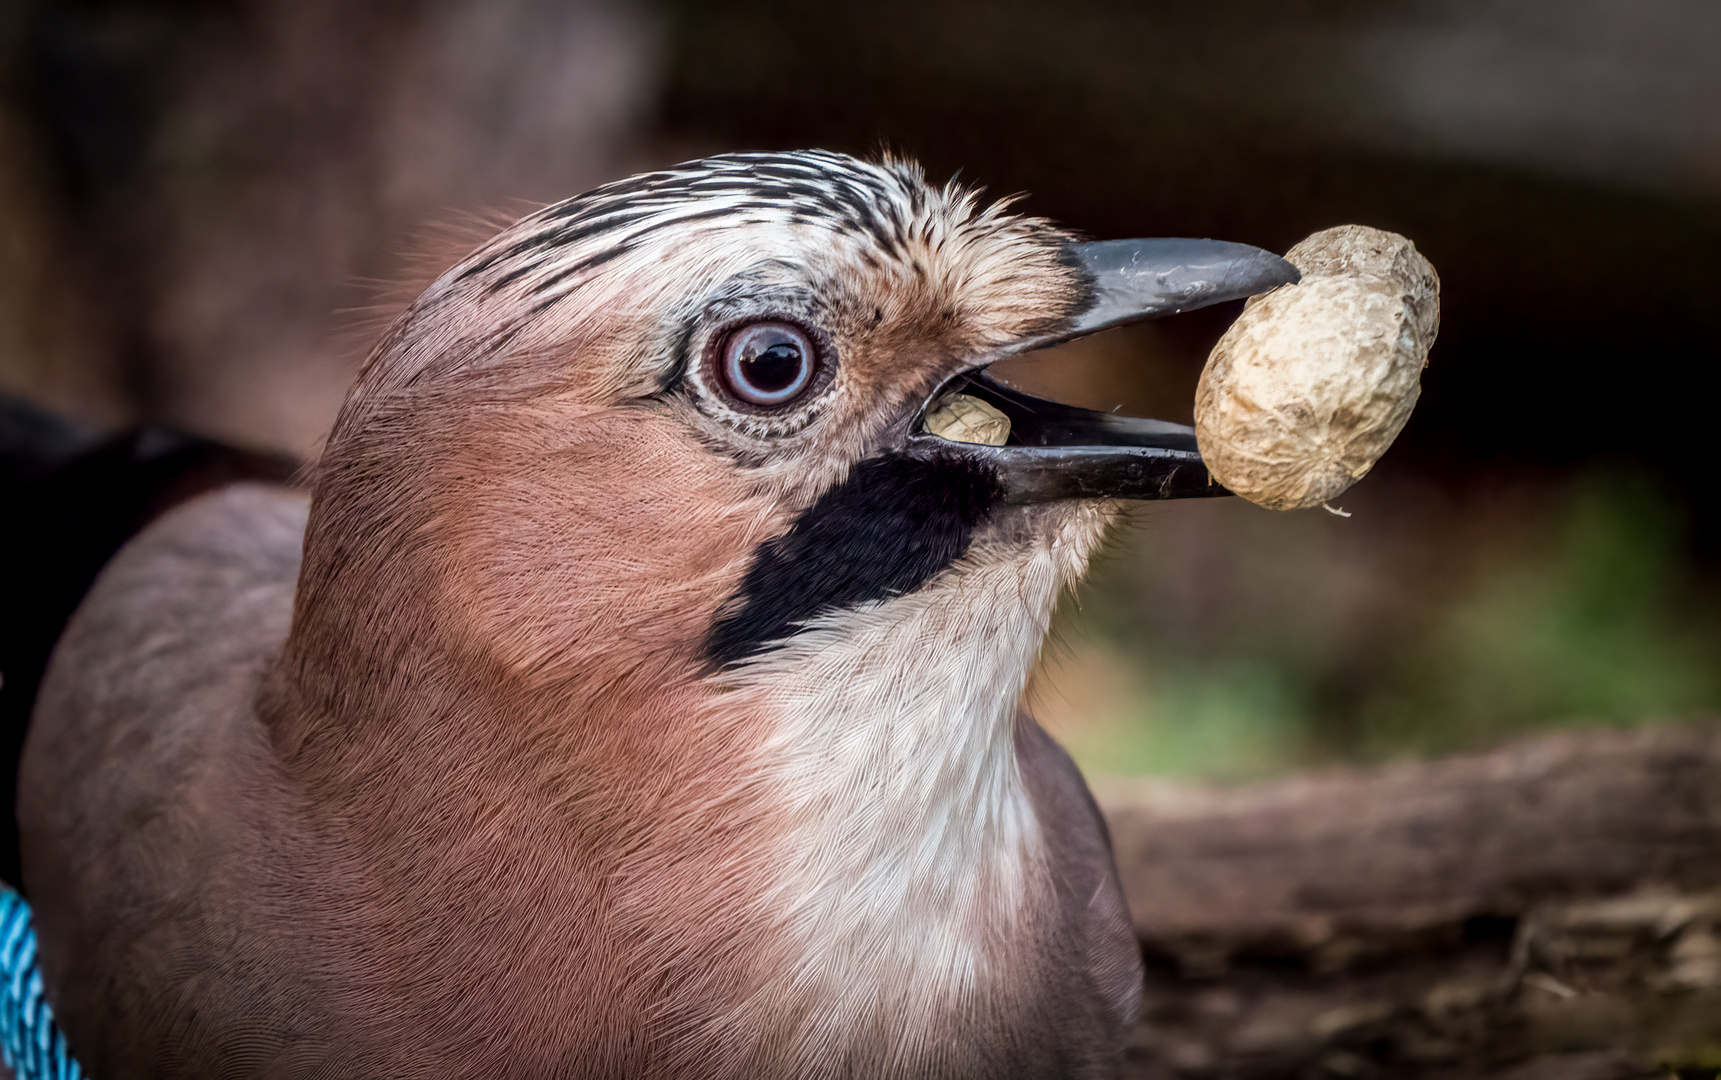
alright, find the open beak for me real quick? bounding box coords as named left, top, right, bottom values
left=908, top=238, right=1299, bottom=503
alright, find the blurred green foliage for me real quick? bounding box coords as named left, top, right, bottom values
left=1055, top=469, right=1721, bottom=779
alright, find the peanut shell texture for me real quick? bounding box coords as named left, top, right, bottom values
left=1193, top=225, right=1440, bottom=511
left=923, top=392, right=1011, bottom=447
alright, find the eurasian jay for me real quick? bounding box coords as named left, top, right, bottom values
left=11, top=151, right=1295, bottom=1079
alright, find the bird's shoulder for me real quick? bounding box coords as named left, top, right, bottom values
left=1014, top=716, right=1146, bottom=1050
left=28, top=480, right=307, bottom=764
left=18, top=483, right=310, bottom=1078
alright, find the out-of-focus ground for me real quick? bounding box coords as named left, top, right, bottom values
left=2, top=0, right=1718, bottom=778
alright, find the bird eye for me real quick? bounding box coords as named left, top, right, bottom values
left=718, top=321, right=818, bottom=407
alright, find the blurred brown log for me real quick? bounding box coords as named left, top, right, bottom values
left=1096, top=722, right=1721, bottom=1078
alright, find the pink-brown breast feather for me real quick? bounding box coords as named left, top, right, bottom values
left=266, top=399, right=828, bottom=1076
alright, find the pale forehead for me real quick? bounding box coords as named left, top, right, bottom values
left=503, top=151, right=973, bottom=267
left=448, top=152, right=1061, bottom=309
left=376, top=152, right=1073, bottom=401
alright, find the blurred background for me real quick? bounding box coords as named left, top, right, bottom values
left=2, top=0, right=1717, bottom=779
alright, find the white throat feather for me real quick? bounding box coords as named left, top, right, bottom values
left=714, top=502, right=1112, bottom=1062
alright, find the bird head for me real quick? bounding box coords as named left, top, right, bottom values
left=290, top=151, right=1293, bottom=711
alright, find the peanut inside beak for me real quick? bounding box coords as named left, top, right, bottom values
left=923, top=393, right=1011, bottom=447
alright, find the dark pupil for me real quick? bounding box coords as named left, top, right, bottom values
left=742, top=341, right=803, bottom=392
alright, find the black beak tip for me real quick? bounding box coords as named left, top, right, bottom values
left=1210, top=245, right=1302, bottom=303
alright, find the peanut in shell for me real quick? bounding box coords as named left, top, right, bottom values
left=1193, top=225, right=1440, bottom=511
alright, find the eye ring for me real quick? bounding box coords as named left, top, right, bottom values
left=715, top=321, right=820, bottom=408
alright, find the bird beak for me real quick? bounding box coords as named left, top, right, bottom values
left=908, top=238, right=1299, bottom=503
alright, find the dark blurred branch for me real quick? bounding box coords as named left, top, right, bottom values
left=1098, top=723, right=1721, bottom=1077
